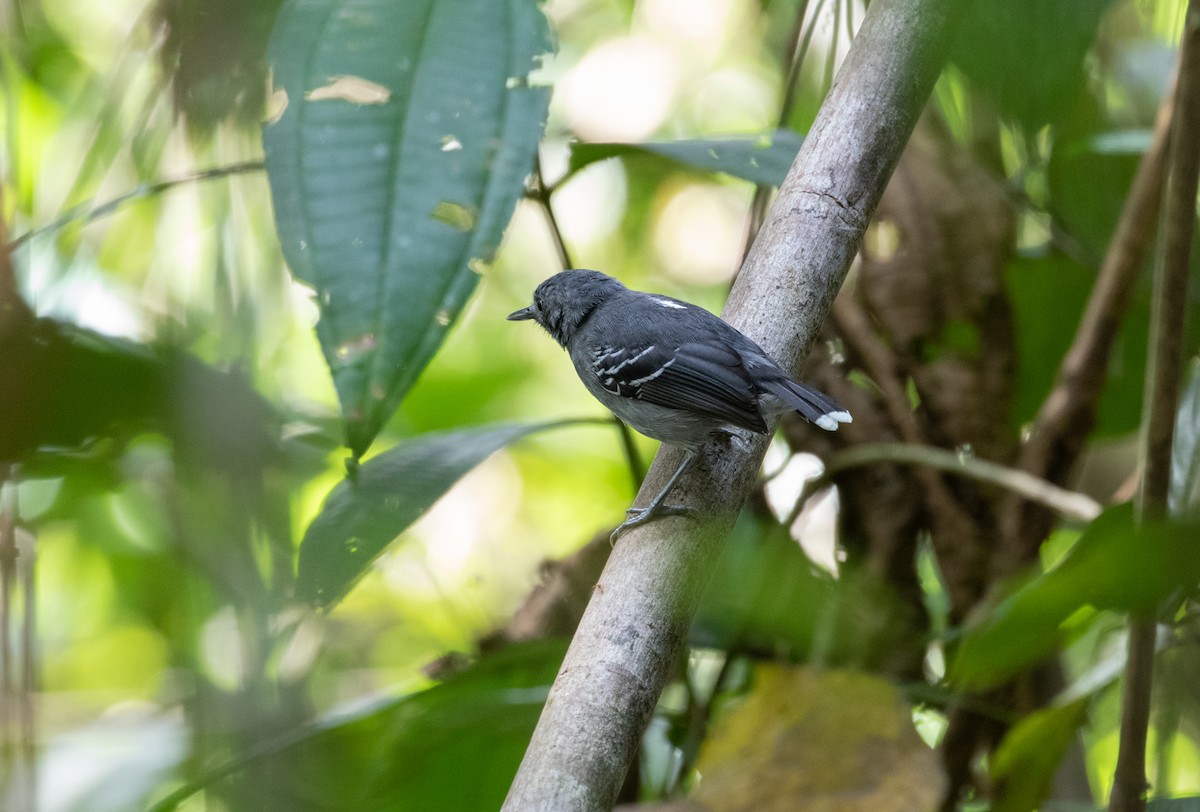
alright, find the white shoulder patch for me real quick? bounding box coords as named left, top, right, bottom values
left=655, top=298, right=686, bottom=310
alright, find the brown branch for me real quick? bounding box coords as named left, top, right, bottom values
left=995, top=76, right=1176, bottom=575
left=833, top=294, right=988, bottom=617
left=532, top=150, right=574, bottom=272
left=744, top=0, right=820, bottom=253
left=5, top=161, right=265, bottom=252
left=797, top=442, right=1102, bottom=522
left=1110, top=2, right=1200, bottom=809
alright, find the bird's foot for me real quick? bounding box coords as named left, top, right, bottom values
left=610, top=504, right=699, bottom=544
left=713, top=428, right=752, bottom=451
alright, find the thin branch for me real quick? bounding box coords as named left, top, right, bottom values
left=503, top=0, right=963, bottom=806
left=6, top=161, right=265, bottom=251
left=794, top=442, right=1102, bottom=524
left=833, top=293, right=988, bottom=617
left=744, top=0, right=824, bottom=254
left=531, top=151, right=574, bottom=271
left=997, top=80, right=1176, bottom=572
left=1110, top=3, right=1200, bottom=810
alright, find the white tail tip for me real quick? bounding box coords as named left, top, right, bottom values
left=814, top=410, right=853, bottom=432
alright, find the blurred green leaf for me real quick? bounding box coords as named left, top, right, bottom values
left=693, top=515, right=831, bottom=656
left=952, top=503, right=1200, bottom=690
left=299, top=421, right=578, bottom=607
left=154, top=0, right=285, bottom=131
left=991, top=699, right=1088, bottom=812
left=568, top=129, right=804, bottom=188
left=1006, top=253, right=1150, bottom=436
left=0, top=320, right=277, bottom=476
left=1171, top=358, right=1200, bottom=520
left=154, top=639, right=564, bottom=812
left=264, top=0, right=552, bottom=457
left=349, top=639, right=560, bottom=810
left=0, top=319, right=160, bottom=462
left=694, top=515, right=922, bottom=668
left=952, top=0, right=1113, bottom=129
left=1049, top=135, right=1142, bottom=259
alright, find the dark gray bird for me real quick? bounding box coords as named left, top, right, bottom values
left=508, top=269, right=850, bottom=541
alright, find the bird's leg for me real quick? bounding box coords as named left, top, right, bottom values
left=610, top=450, right=699, bottom=544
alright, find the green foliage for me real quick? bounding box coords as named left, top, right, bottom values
left=154, top=0, right=286, bottom=131
left=569, top=129, right=806, bottom=188
left=952, top=0, right=1115, bottom=129
left=1006, top=253, right=1151, bottom=436
left=991, top=699, right=1089, bottom=812
left=154, top=640, right=565, bottom=811
left=953, top=504, right=1200, bottom=690
left=0, top=319, right=276, bottom=474
left=694, top=514, right=922, bottom=668
left=1045, top=799, right=1200, bottom=812
left=6, top=0, right=1200, bottom=808
left=1049, top=133, right=1143, bottom=259
left=264, top=0, right=552, bottom=457
left=299, top=421, right=587, bottom=607
left=0, top=319, right=164, bottom=462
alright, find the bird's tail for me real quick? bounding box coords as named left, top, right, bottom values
left=761, top=378, right=852, bottom=432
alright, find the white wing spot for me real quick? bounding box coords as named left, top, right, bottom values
left=629, top=358, right=676, bottom=386
left=655, top=298, right=686, bottom=310
left=600, top=346, right=654, bottom=375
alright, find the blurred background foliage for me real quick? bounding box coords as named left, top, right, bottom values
left=0, top=0, right=1198, bottom=810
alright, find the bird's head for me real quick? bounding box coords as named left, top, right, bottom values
left=507, top=269, right=625, bottom=346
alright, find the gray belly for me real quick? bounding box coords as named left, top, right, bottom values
left=577, top=373, right=735, bottom=450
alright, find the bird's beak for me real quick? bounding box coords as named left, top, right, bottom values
left=507, top=306, right=535, bottom=322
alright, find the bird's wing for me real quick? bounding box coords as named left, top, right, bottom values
left=586, top=341, right=767, bottom=433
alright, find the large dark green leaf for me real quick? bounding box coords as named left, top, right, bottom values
left=568, top=129, right=804, bottom=188
left=264, top=0, right=552, bottom=457
left=952, top=504, right=1200, bottom=690
left=298, top=421, right=574, bottom=607
left=1, top=319, right=277, bottom=476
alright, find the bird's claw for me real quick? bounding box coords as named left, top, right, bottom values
left=610, top=504, right=699, bottom=544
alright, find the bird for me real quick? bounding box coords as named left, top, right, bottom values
left=508, top=269, right=850, bottom=541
